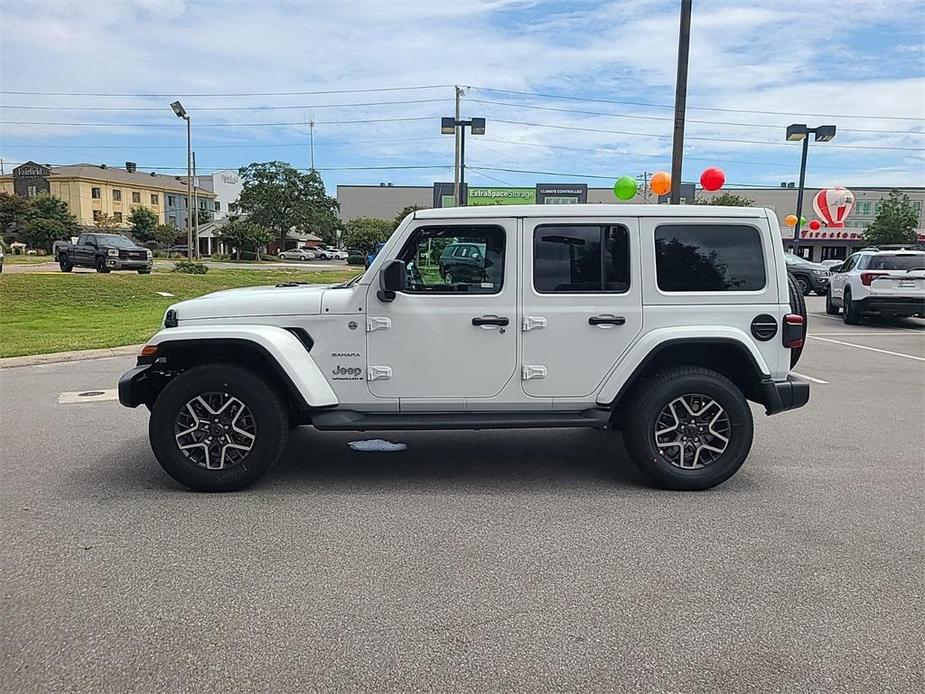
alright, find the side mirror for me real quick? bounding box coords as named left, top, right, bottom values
left=378, top=259, right=406, bottom=302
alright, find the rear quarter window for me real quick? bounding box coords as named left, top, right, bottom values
left=654, top=224, right=766, bottom=292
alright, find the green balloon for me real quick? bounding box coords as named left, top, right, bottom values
left=614, top=176, right=637, bottom=200
left=800, top=216, right=807, bottom=227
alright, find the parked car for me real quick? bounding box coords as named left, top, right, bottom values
left=438, top=241, right=493, bottom=284
left=316, top=248, right=348, bottom=260
left=820, top=259, right=843, bottom=271
left=783, top=252, right=830, bottom=295
left=167, top=245, right=189, bottom=257
left=121, top=204, right=809, bottom=493
left=279, top=248, right=317, bottom=261
left=56, top=233, right=152, bottom=274
left=827, top=249, right=925, bottom=323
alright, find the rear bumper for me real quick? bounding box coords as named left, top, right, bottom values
left=857, top=296, right=925, bottom=315
left=760, top=376, right=810, bottom=415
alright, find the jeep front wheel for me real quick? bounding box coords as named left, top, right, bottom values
left=148, top=364, right=288, bottom=492
left=622, top=367, right=754, bottom=491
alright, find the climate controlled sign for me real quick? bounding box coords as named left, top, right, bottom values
left=467, top=187, right=536, bottom=206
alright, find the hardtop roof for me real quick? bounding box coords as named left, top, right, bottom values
left=414, top=204, right=769, bottom=219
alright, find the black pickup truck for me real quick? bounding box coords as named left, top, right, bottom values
left=55, top=233, right=152, bottom=273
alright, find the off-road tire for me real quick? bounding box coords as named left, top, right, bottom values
left=95, top=256, right=110, bottom=273
left=59, top=255, right=73, bottom=272
left=149, top=364, right=288, bottom=492
left=787, top=273, right=807, bottom=368
left=138, top=269, right=151, bottom=274
left=843, top=287, right=862, bottom=325
left=622, top=366, right=754, bottom=491
left=825, top=287, right=840, bottom=315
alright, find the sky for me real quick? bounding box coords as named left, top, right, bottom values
left=0, top=0, right=923, bottom=194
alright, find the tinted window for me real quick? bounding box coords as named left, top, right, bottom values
left=397, top=225, right=504, bottom=294
left=534, top=225, right=629, bottom=293
left=655, top=224, right=765, bottom=292
left=97, top=234, right=135, bottom=248
left=861, top=254, right=925, bottom=271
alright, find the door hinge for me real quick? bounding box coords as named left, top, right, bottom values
left=522, top=365, right=547, bottom=380
left=366, top=316, right=392, bottom=333
left=522, top=316, right=547, bottom=332
left=367, top=365, right=392, bottom=381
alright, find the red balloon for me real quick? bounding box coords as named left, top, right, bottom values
left=700, top=167, right=725, bottom=191
left=808, top=219, right=821, bottom=231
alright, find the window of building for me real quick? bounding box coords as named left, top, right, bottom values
left=93, top=210, right=103, bottom=222
left=533, top=225, right=629, bottom=293
left=654, top=224, right=766, bottom=292
left=856, top=201, right=871, bottom=215
left=214, top=201, right=221, bottom=212
left=112, top=189, right=122, bottom=201
left=913, top=201, right=922, bottom=215
left=91, top=187, right=101, bottom=199
left=168, top=215, right=177, bottom=226
left=26, top=185, right=37, bottom=197
left=151, top=194, right=159, bottom=206
left=113, top=212, right=123, bottom=223
left=199, top=200, right=207, bottom=210
left=131, top=191, right=141, bottom=203
left=397, top=225, right=505, bottom=294
left=168, top=195, right=175, bottom=206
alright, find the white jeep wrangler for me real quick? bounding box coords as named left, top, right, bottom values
left=120, top=205, right=809, bottom=492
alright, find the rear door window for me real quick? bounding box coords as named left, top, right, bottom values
left=533, top=224, right=630, bottom=293
left=654, top=224, right=766, bottom=292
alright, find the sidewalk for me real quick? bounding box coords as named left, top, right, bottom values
left=0, top=344, right=142, bottom=369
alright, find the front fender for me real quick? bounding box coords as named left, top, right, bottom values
left=595, top=326, right=770, bottom=405
left=144, top=324, right=338, bottom=408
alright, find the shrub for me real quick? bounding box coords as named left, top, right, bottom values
left=347, top=254, right=366, bottom=266
left=172, top=259, right=209, bottom=274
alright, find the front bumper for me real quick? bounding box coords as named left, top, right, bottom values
left=760, top=376, right=810, bottom=415
left=856, top=296, right=925, bottom=316
left=810, top=275, right=829, bottom=291
left=118, top=363, right=156, bottom=407
left=107, top=258, right=153, bottom=270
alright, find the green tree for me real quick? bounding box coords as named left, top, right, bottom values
left=154, top=224, right=181, bottom=249
left=128, top=206, right=159, bottom=243
left=0, top=192, right=31, bottom=241
left=696, top=192, right=755, bottom=207
left=862, top=189, right=918, bottom=246
left=94, top=213, right=120, bottom=231
left=343, top=217, right=393, bottom=253
left=234, top=162, right=340, bottom=250
left=192, top=207, right=213, bottom=226
left=19, top=195, right=80, bottom=252
left=393, top=204, right=426, bottom=229
left=216, top=216, right=274, bottom=260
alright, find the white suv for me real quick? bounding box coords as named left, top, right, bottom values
left=826, top=248, right=925, bottom=323
left=120, top=205, right=809, bottom=492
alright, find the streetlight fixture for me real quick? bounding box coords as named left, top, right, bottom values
left=171, top=100, right=194, bottom=260
left=786, top=123, right=837, bottom=257
left=441, top=116, right=486, bottom=205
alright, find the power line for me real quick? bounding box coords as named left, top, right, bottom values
left=0, top=84, right=454, bottom=98
left=489, top=119, right=925, bottom=152
left=471, top=86, right=925, bottom=122
left=0, top=136, right=447, bottom=150
left=0, top=98, right=449, bottom=112
left=469, top=98, right=924, bottom=136
left=0, top=116, right=437, bottom=128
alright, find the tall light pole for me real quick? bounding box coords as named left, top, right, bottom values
left=786, top=123, right=836, bottom=257
left=441, top=116, right=485, bottom=206
left=170, top=100, right=193, bottom=261
left=669, top=0, right=692, bottom=205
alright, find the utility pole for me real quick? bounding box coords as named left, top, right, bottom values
left=669, top=0, right=692, bottom=204
left=454, top=86, right=463, bottom=206
left=309, top=117, right=316, bottom=171
left=186, top=115, right=193, bottom=260
left=637, top=171, right=651, bottom=204
left=192, top=152, right=200, bottom=259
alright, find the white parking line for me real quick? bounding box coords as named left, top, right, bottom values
left=808, top=336, right=925, bottom=362
left=791, top=372, right=829, bottom=384
left=812, top=331, right=924, bottom=336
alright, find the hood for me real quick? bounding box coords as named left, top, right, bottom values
left=170, top=283, right=333, bottom=322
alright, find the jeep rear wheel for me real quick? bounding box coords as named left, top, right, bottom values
left=623, top=367, right=754, bottom=491
left=149, top=364, right=288, bottom=492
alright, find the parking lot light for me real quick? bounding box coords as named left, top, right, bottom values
left=440, top=116, right=486, bottom=206
left=787, top=123, right=837, bottom=257
left=170, top=100, right=194, bottom=261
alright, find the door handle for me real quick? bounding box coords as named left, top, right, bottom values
left=589, top=315, right=626, bottom=326
left=472, top=315, right=510, bottom=327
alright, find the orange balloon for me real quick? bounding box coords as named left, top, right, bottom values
left=650, top=171, right=671, bottom=196
left=784, top=214, right=798, bottom=227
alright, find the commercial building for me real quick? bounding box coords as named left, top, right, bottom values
left=193, top=169, right=243, bottom=220
left=0, top=160, right=215, bottom=231
left=337, top=183, right=925, bottom=262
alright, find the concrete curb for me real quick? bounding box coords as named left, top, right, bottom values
left=0, top=344, right=142, bottom=369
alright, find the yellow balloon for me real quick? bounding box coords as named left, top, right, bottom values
left=650, top=171, right=671, bottom=196
left=784, top=214, right=798, bottom=227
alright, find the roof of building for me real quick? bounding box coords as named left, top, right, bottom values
left=414, top=203, right=770, bottom=219
left=34, top=163, right=214, bottom=195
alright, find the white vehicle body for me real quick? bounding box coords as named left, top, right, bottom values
left=279, top=248, right=316, bottom=261
left=827, top=249, right=925, bottom=321
left=316, top=248, right=348, bottom=260
left=122, top=205, right=809, bottom=492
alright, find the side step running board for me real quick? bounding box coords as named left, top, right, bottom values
left=312, top=408, right=612, bottom=431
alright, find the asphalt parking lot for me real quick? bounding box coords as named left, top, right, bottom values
left=1, top=296, right=922, bottom=692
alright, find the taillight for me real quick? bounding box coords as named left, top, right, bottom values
left=783, top=313, right=804, bottom=349
left=860, top=271, right=887, bottom=286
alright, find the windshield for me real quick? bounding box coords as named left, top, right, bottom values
left=332, top=272, right=365, bottom=289
left=97, top=235, right=138, bottom=248
left=863, top=254, right=925, bottom=271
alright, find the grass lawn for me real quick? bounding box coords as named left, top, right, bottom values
left=3, top=255, right=55, bottom=265
left=0, top=268, right=358, bottom=358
